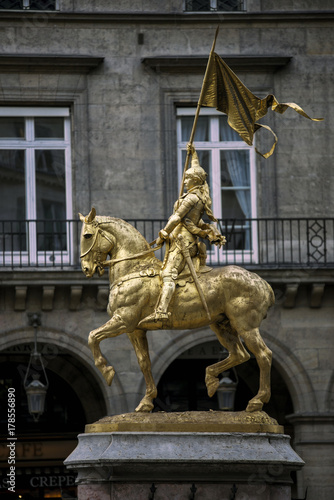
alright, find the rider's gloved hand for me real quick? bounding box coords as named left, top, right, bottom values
left=156, top=229, right=168, bottom=246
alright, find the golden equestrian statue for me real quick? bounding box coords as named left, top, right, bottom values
left=79, top=28, right=322, bottom=414
left=79, top=202, right=274, bottom=413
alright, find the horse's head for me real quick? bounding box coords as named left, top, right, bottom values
left=79, top=207, right=114, bottom=278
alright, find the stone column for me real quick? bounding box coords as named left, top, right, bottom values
left=287, top=412, right=334, bottom=500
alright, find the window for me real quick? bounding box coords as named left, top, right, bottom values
left=0, top=0, right=58, bottom=10
left=184, top=0, right=245, bottom=12
left=0, top=107, right=72, bottom=266
left=177, top=108, right=257, bottom=263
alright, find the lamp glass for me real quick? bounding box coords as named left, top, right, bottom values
left=216, top=372, right=237, bottom=411
left=25, top=376, right=47, bottom=420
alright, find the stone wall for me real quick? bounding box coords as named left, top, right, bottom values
left=0, top=10, right=333, bottom=218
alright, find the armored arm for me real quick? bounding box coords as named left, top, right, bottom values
left=159, top=214, right=181, bottom=239
left=158, top=194, right=198, bottom=241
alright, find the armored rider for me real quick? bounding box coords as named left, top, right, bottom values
left=140, top=144, right=226, bottom=327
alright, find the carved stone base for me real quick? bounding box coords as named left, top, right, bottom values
left=85, top=410, right=284, bottom=434
left=65, top=411, right=304, bottom=500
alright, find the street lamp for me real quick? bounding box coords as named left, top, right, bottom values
left=216, top=370, right=238, bottom=411
left=24, top=313, right=49, bottom=422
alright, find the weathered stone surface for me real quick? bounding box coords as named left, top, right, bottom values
left=65, top=430, right=303, bottom=499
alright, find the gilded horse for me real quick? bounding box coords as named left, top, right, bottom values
left=79, top=208, right=275, bottom=413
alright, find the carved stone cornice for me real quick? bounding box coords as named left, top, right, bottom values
left=142, top=55, right=291, bottom=74
left=286, top=412, right=334, bottom=424
left=0, top=11, right=333, bottom=25
left=0, top=55, right=104, bottom=74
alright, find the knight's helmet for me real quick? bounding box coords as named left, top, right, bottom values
left=187, top=151, right=207, bottom=183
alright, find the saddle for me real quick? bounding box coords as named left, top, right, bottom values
left=111, top=258, right=212, bottom=290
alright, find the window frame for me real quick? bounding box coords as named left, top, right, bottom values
left=177, top=107, right=258, bottom=264
left=0, top=107, right=73, bottom=266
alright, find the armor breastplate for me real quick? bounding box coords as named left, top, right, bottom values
left=173, top=192, right=205, bottom=225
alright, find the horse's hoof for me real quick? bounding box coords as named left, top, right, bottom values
left=205, top=374, right=220, bottom=398
left=245, top=399, right=263, bottom=412
left=135, top=400, right=154, bottom=413
left=103, top=366, right=115, bottom=386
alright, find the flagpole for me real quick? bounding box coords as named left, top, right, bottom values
left=178, top=26, right=219, bottom=200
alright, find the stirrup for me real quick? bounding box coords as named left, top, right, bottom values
left=154, top=311, right=170, bottom=321
left=138, top=310, right=170, bottom=329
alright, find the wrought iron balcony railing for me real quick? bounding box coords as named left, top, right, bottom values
left=0, top=218, right=333, bottom=270
left=184, top=0, right=245, bottom=12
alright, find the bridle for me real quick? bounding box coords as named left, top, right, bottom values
left=80, top=221, right=115, bottom=275
left=80, top=221, right=114, bottom=259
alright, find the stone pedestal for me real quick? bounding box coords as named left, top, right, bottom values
left=65, top=411, right=304, bottom=500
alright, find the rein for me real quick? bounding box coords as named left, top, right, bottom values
left=80, top=221, right=163, bottom=268
left=101, top=241, right=163, bottom=268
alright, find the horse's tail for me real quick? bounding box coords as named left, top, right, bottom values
left=267, top=281, right=275, bottom=307
left=262, top=280, right=275, bottom=319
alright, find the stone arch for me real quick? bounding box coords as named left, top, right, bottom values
left=0, top=326, right=125, bottom=419
left=137, top=328, right=217, bottom=398
left=138, top=327, right=317, bottom=415
left=260, top=330, right=318, bottom=413
left=325, top=370, right=334, bottom=411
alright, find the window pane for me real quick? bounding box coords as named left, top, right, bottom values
left=0, top=0, right=21, bottom=8
left=226, top=225, right=250, bottom=251
left=34, top=117, right=64, bottom=139
left=219, top=116, right=241, bottom=141
left=217, top=0, right=243, bottom=11
left=35, top=150, right=66, bottom=251
left=0, top=118, right=25, bottom=139
left=0, top=150, right=26, bottom=251
left=220, top=150, right=250, bottom=187
left=29, top=0, right=56, bottom=10
left=184, top=0, right=244, bottom=11
left=184, top=0, right=211, bottom=11
left=0, top=0, right=57, bottom=9
left=181, top=116, right=209, bottom=142
left=221, top=190, right=249, bottom=219
left=221, top=150, right=251, bottom=219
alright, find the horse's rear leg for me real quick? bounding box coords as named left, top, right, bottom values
left=88, top=313, right=127, bottom=386
left=241, top=328, right=272, bottom=412
left=206, top=320, right=250, bottom=398
left=127, top=330, right=157, bottom=413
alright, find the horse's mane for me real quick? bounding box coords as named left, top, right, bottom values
left=95, top=216, right=161, bottom=269
left=95, top=216, right=126, bottom=225
left=95, top=216, right=141, bottom=233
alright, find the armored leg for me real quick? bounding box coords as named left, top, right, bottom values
left=138, top=246, right=184, bottom=328
left=155, top=274, right=176, bottom=319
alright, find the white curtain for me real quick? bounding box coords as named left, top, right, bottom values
left=221, top=118, right=251, bottom=249
left=222, top=121, right=251, bottom=219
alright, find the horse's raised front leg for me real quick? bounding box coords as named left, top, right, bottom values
left=241, top=327, right=272, bottom=412
left=88, top=313, right=127, bottom=386
left=127, top=330, right=157, bottom=413
left=206, top=320, right=250, bottom=398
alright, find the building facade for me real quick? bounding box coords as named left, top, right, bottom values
left=0, top=1, right=333, bottom=499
